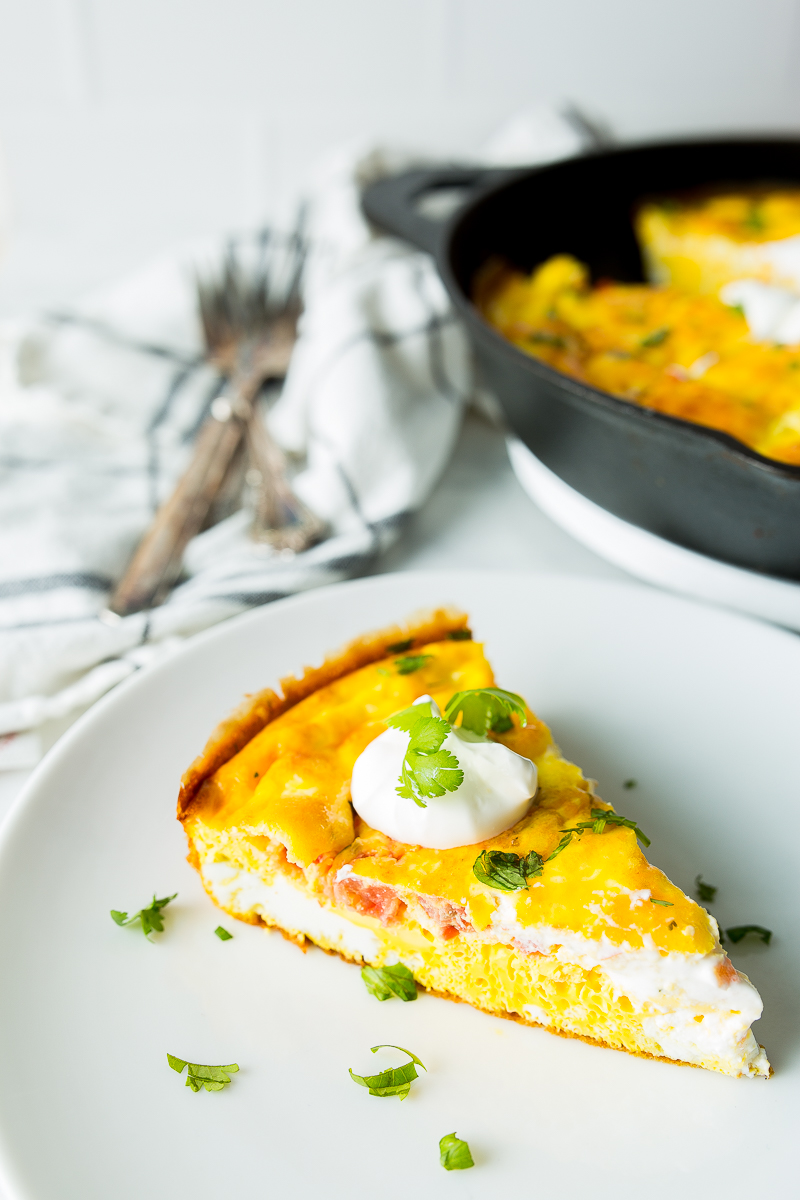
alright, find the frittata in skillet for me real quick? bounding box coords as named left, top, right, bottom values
left=476, top=252, right=800, bottom=465
left=476, top=186, right=800, bottom=466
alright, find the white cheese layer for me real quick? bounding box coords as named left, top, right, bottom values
left=490, top=895, right=768, bottom=1077
left=350, top=696, right=537, bottom=849
left=202, top=859, right=381, bottom=962
left=200, top=859, right=768, bottom=1077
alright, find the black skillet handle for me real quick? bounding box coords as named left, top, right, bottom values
left=362, top=166, right=510, bottom=256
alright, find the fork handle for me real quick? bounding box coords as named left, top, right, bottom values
left=108, top=407, right=244, bottom=616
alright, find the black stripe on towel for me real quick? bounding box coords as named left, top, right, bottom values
left=45, top=312, right=201, bottom=368
left=0, top=573, right=112, bottom=599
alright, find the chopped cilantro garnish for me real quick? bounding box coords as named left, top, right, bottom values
left=167, top=1054, right=239, bottom=1092
left=447, top=629, right=472, bottom=640
left=386, top=687, right=528, bottom=808
left=695, top=875, right=718, bottom=903
left=546, top=831, right=575, bottom=861
left=547, top=808, right=650, bottom=861
left=623, top=778, right=637, bottom=789
left=529, top=331, right=566, bottom=347
left=111, top=893, right=176, bottom=939
left=641, top=327, right=670, bottom=348
left=439, top=1132, right=474, bottom=1171
left=743, top=205, right=765, bottom=232
left=214, top=926, right=233, bottom=941
left=386, top=704, right=463, bottom=807
left=361, top=963, right=417, bottom=1002
left=726, top=925, right=772, bottom=945
left=559, top=808, right=650, bottom=848
left=650, top=898, right=673, bottom=906
left=387, top=639, right=413, bottom=653
left=444, top=687, right=527, bottom=737
left=473, top=848, right=544, bottom=891
left=394, top=654, right=432, bottom=675
left=349, top=1045, right=426, bottom=1099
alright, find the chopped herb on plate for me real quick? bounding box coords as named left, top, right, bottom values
left=726, top=925, right=772, bottom=945
left=439, top=1132, right=474, bottom=1170
left=110, top=893, right=176, bottom=939
left=695, top=875, right=718, bottom=903
left=167, top=1054, right=239, bottom=1093
left=349, top=1045, right=426, bottom=1100
left=361, top=963, right=417, bottom=1002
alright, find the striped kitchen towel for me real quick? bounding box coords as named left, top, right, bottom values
left=0, top=147, right=471, bottom=753
left=0, top=105, right=599, bottom=760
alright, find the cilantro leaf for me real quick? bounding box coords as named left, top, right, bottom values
left=387, top=706, right=463, bottom=807
left=726, top=925, right=772, bottom=945
left=650, top=898, right=673, bottom=906
left=167, top=1053, right=239, bottom=1093
left=596, top=809, right=650, bottom=846
left=447, top=629, right=472, bottom=641
left=214, top=926, right=233, bottom=941
left=387, top=639, right=413, bottom=653
left=361, top=963, right=417, bottom=1002
left=386, top=702, right=432, bottom=731
left=546, top=808, right=650, bottom=861
left=743, top=204, right=765, bottom=232
left=473, top=848, right=544, bottom=891
left=394, top=654, right=432, bottom=675
left=546, top=831, right=574, bottom=861
left=444, top=688, right=528, bottom=737
left=695, top=875, right=717, bottom=903
left=559, top=808, right=649, bottom=847
left=439, top=1132, right=474, bottom=1171
left=349, top=1045, right=426, bottom=1099
left=111, top=893, right=177, bottom=939
left=641, top=327, right=670, bottom=348
left=407, top=715, right=451, bottom=754
left=399, top=746, right=463, bottom=805
left=623, top=779, right=637, bottom=789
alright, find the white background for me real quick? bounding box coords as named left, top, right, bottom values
left=1, top=0, right=800, bottom=313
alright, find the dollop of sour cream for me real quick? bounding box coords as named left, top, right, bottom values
left=720, top=278, right=800, bottom=343
left=350, top=697, right=537, bottom=849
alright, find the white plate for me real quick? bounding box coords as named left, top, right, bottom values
left=507, top=436, right=800, bottom=631
left=0, top=571, right=796, bottom=1200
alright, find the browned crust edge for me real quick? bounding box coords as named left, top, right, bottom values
left=177, top=605, right=470, bottom=821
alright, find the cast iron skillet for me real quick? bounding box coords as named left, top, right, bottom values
left=363, top=139, right=800, bottom=580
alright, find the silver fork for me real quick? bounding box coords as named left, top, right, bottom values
left=108, top=231, right=325, bottom=617
left=198, top=238, right=326, bottom=552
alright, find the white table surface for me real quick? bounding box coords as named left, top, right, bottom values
left=0, top=411, right=625, bottom=834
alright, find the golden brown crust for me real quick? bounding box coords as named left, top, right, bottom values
left=177, top=605, right=470, bottom=822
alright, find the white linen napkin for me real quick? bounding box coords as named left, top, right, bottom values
left=0, top=104, right=600, bottom=760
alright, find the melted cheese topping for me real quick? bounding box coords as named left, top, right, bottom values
left=197, top=638, right=716, bottom=958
